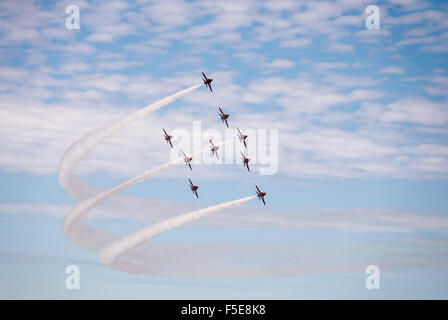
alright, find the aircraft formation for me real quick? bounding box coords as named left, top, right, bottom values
left=161, top=72, right=267, bottom=205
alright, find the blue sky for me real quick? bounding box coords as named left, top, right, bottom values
left=0, top=0, right=447, bottom=299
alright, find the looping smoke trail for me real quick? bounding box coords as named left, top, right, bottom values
left=58, top=83, right=262, bottom=275
left=63, top=139, right=235, bottom=242
left=99, top=196, right=257, bottom=266
left=58, top=84, right=201, bottom=200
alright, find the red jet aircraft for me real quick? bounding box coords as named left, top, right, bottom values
left=209, top=139, right=220, bottom=159
left=202, top=72, right=213, bottom=92
left=189, top=179, right=199, bottom=198
left=237, top=127, right=247, bottom=148
left=241, top=152, right=251, bottom=172
left=218, top=107, right=230, bottom=128
left=255, top=185, right=267, bottom=206
left=163, top=128, right=173, bottom=148
left=182, top=151, right=193, bottom=170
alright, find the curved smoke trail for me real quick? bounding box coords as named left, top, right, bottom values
left=58, top=83, right=262, bottom=275
left=58, top=83, right=202, bottom=253
left=99, top=196, right=257, bottom=266
left=63, top=139, right=235, bottom=242
left=58, top=84, right=201, bottom=201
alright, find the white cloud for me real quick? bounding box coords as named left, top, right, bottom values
left=278, top=38, right=312, bottom=48
left=85, top=33, right=116, bottom=43
left=59, top=62, right=90, bottom=74
left=380, top=66, right=406, bottom=74
left=359, top=98, right=448, bottom=126
left=383, top=98, right=448, bottom=125
left=242, top=76, right=384, bottom=114
left=266, top=59, right=296, bottom=69
left=286, top=129, right=396, bottom=160
left=301, top=60, right=350, bottom=73
left=323, top=73, right=380, bottom=89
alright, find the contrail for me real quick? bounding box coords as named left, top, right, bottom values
left=57, top=82, right=267, bottom=276
left=99, top=195, right=257, bottom=266
left=58, top=84, right=201, bottom=200
left=63, top=139, right=235, bottom=241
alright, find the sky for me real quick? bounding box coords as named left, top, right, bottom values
left=0, top=0, right=447, bottom=299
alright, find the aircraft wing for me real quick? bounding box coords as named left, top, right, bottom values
left=262, top=197, right=266, bottom=205
left=189, top=179, right=193, bottom=186
left=255, top=185, right=261, bottom=193
left=169, top=140, right=173, bottom=148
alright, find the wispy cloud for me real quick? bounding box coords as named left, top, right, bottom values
left=380, top=66, right=406, bottom=75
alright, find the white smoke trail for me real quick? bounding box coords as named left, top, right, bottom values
left=99, top=196, right=257, bottom=266
left=58, top=84, right=201, bottom=200
left=57, top=82, right=267, bottom=275
left=63, top=139, right=235, bottom=241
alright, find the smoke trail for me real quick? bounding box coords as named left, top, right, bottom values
left=57, top=83, right=272, bottom=276
left=63, top=139, right=235, bottom=242
left=58, top=84, right=201, bottom=200
left=99, top=196, right=257, bottom=266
